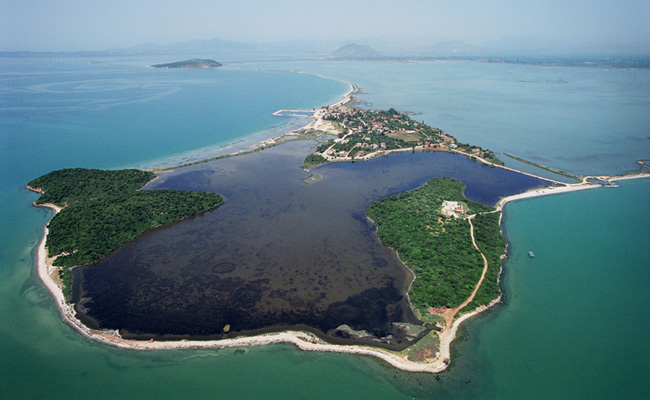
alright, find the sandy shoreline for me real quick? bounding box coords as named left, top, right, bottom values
left=250, top=82, right=355, bottom=150
left=29, top=84, right=649, bottom=373
left=496, top=173, right=650, bottom=212
left=33, top=204, right=444, bottom=372
left=32, top=170, right=649, bottom=374
left=29, top=83, right=455, bottom=374
left=610, top=172, right=650, bottom=182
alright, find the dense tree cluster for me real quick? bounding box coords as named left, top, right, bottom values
left=29, top=168, right=224, bottom=295
left=29, top=168, right=155, bottom=207
left=303, top=153, right=327, bottom=166
left=460, top=212, right=506, bottom=312
left=366, top=177, right=504, bottom=312
left=46, top=189, right=223, bottom=267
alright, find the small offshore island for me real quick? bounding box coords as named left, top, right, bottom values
left=28, top=83, right=649, bottom=374
left=150, top=59, right=222, bottom=69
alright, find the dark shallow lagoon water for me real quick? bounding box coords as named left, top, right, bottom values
left=73, top=141, right=548, bottom=347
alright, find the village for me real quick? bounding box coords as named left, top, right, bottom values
left=308, top=106, right=502, bottom=165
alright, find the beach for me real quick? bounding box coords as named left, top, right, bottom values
left=34, top=209, right=444, bottom=372
left=30, top=103, right=650, bottom=374
left=34, top=167, right=647, bottom=373
left=244, top=81, right=355, bottom=151
left=5, top=54, right=648, bottom=399
left=496, top=172, right=650, bottom=212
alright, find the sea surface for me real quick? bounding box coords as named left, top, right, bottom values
left=1, top=56, right=648, bottom=399
left=249, top=60, right=650, bottom=177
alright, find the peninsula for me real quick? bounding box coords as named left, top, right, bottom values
left=303, top=106, right=503, bottom=167
left=28, top=83, right=649, bottom=374
left=150, top=59, right=222, bottom=69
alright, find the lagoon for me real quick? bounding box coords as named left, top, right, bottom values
left=1, top=56, right=648, bottom=399
left=72, top=142, right=546, bottom=346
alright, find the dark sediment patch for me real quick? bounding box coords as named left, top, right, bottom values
left=72, top=141, right=549, bottom=349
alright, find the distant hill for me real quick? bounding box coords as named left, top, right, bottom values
left=150, top=59, right=222, bottom=69
left=3, top=35, right=647, bottom=65
left=332, top=43, right=381, bottom=59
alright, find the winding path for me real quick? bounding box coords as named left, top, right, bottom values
left=438, top=215, right=489, bottom=327
left=435, top=214, right=490, bottom=361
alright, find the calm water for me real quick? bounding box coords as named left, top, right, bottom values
left=72, top=143, right=546, bottom=347
left=251, top=60, right=650, bottom=177
left=0, top=57, right=347, bottom=177
left=1, top=56, right=648, bottom=399
left=468, top=177, right=650, bottom=399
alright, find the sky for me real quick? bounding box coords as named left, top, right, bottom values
left=1, top=0, right=649, bottom=52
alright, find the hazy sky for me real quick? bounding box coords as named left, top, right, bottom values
left=1, top=0, right=649, bottom=51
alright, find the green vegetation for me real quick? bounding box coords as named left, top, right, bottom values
left=387, top=130, right=424, bottom=142
left=459, top=212, right=505, bottom=313
left=504, top=153, right=580, bottom=180
left=29, top=168, right=224, bottom=296
left=366, top=177, right=504, bottom=313
left=303, top=153, right=327, bottom=167
left=321, top=108, right=441, bottom=156
left=404, top=331, right=440, bottom=362
left=45, top=190, right=223, bottom=267
left=29, top=168, right=155, bottom=207
left=150, top=59, right=222, bottom=69
left=313, top=107, right=502, bottom=165
left=304, top=174, right=323, bottom=184
left=414, top=309, right=446, bottom=325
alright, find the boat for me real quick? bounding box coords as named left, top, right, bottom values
left=528, top=251, right=535, bottom=258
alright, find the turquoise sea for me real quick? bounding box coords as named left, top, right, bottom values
left=1, top=57, right=648, bottom=399
left=251, top=60, right=650, bottom=177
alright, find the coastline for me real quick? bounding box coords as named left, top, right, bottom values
left=496, top=182, right=598, bottom=211
left=260, top=81, right=354, bottom=147
left=496, top=172, right=650, bottom=212
left=30, top=197, right=497, bottom=374
left=34, top=208, right=444, bottom=372
left=32, top=164, right=650, bottom=374
left=610, top=172, right=650, bottom=182
left=144, top=81, right=355, bottom=171
left=29, top=78, right=650, bottom=373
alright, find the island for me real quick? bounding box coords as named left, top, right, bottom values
left=28, top=168, right=224, bottom=296
left=150, top=59, right=222, bottom=69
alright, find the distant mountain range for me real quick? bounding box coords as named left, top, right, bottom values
left=2, top=36, right=648, bottom=66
